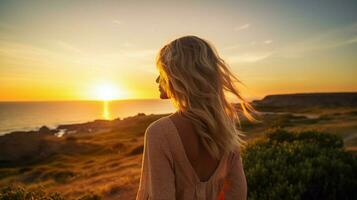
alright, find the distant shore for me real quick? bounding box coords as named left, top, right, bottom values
left=0, top=112, right=155, bottom=138
left=1, top=92, right=356, bottom=137
left=0, top=99, right=175, bottom=135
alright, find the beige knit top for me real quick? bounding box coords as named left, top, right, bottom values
left=136, top=115, right=247, bottom=200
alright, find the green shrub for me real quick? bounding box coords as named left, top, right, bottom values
left=242, top=128, right=357, bottom=200
left=0, top=185, right=102, bottom=200
left=0, top=185, right=64, bottom=200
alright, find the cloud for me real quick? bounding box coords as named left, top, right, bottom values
left=223, top=39, right=273, bottom=51
left=54, top=40, right=83, bottom=55
left=234, top=23, right=250, bottom=31
left=120, top=49, right=156, bottom=58
left=226, top=52, right=273, bottom=63
left=0, top=38, right=157, bottom=74
left=222, top=43, right=241, bottom=51
left=225, top=23, right=357, bottom=61
left=264, top=40, right=273, bottom=44
left=222, top=40, right=258, bottom=51
left=346, top=36, right=357, bottom=44
left=276, top=23, right=357, bottom=58
left=0, top=40, right=70, bottom=65
left=112, top=20, right=122, bottom=25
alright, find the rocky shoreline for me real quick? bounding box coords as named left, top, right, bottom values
left=0, top=112, right=149, bottom=138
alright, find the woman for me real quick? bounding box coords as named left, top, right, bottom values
left=136, top=35, right=257, bottom=200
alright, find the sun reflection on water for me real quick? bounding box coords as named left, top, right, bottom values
left=102, top=101, right=111, bottom=120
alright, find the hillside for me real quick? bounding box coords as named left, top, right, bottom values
left=252, top=92, right=357, bottom=107
left=0, top=105, right=356, bottom=199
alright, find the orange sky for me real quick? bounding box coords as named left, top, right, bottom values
left=0, top=1, right=356, bottom=101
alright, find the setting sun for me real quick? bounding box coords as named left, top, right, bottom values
left=94, top=83, right=122, bottom=101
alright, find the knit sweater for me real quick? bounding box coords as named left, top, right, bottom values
left=136, top=114, right=247, bottom=200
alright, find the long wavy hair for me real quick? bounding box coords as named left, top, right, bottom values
left=156, top=35, right=258, bottom=159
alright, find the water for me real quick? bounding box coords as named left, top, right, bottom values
left=0, top=99, right=176, bottom=135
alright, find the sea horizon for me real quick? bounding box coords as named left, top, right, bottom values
left=0, top=99, right=178, bottom=135
left=0, top=97, right=264, bottom=135
left=1, top=92, right=355, bottom=136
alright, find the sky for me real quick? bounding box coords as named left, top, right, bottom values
left=0, top=0, right=356, bottom=101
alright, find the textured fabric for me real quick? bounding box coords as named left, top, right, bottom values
left=136, top=114, right=247, bottom=200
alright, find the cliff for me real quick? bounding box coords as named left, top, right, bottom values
left=252, top=92, right=357, bottom=107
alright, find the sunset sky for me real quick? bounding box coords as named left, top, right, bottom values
left=0, top=0, right=356, bottom=101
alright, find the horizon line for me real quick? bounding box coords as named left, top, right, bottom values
left=1, top=91, right=356, bottom=103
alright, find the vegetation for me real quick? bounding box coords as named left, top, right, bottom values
left=0, top=185, right=64, bottom=200
left=1, top=110, right=356, bottom=199
left=0, top=184, right=101, bottom=200
left=242, top=128, right=357, bottom=200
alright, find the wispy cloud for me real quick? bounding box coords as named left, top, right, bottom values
left=0, top=40, right=69, bottom=65
left=227, top=52, right=273, bottom=63
left=53, top=40, right=83, bottom=55
left=222, top=40, right=260, bottom=51
left=0, top=38, right=157, bottom=74
left=112, top=20, right=122, bottom=25
left=264, top=40, right=273, bottom=44
left=276, top=23, right=357, bottom=58
left=223, top=39, right=273, bottom=51
left=226, top=23, right=357, bottom=62
left=234, top=23, right=250, bottom=31
left=120, top=49, right=156, bottom=58
left=345, top=36, right=357, bottom=44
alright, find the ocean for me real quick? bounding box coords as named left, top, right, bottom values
left=0, top=99, right=176, bottom=135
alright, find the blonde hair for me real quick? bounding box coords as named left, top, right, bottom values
left=156, top=35, right=258, bottom=159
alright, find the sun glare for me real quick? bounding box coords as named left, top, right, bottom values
left=95, top=83, right=121, bottom=101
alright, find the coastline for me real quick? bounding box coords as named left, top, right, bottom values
left=0, top=112, right=164, bottom=138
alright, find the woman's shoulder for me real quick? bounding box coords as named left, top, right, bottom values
left=146, top=115, right=171, bottom=131
left=145, top=116, right=173, bottom=141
